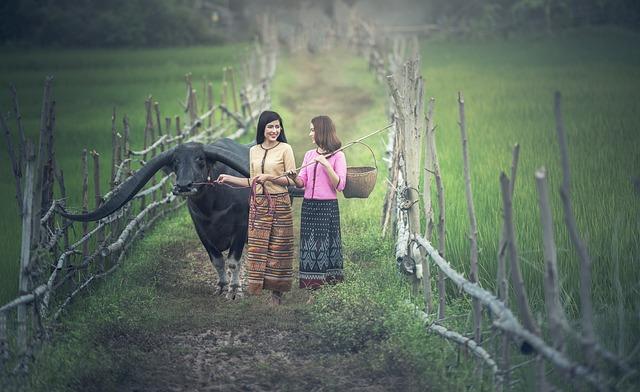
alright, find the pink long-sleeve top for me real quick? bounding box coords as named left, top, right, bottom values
left=298, top=149, right=347, bottom=200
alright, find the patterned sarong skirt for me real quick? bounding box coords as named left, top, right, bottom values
left=246, top=192, right=294, bottom=295
left=299, top=199, right=343, bottom=289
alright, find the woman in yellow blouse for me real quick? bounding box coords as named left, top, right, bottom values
left=217, top=111, right=296, bottom=305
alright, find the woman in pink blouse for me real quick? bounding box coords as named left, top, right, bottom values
left=287, top=115, right=347, bottom=289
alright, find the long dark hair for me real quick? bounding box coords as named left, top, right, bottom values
left=255, top=110, right=287, bottom=144
left=312, top=115, right=341, bottom=153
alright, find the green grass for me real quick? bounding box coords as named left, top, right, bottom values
left=0, top=44, right=248, bottom=304
left=417, top=27, right=640, bottom=348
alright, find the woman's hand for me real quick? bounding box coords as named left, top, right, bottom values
left=314, top=154, right=330, bottom=168
left=216, top=174, right=230, bottom=184
left=285, top=169, right=297, bottom=178
left=255, top=174, right=273, bottom=184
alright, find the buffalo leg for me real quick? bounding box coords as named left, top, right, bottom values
left=226, top=240, right=245, bottom=300
left=209, top=252, right=228, bottom=295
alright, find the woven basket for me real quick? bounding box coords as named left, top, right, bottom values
left=343, top=142, right=377, bottom=199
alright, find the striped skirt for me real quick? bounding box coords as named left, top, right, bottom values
left=299, top=199, right=343, bottom=289
left=246, top=192, right=294, bottom=295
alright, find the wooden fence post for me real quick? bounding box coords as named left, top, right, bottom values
left=110, top=107, right=118, bottom=187
left=154, top=102, right=167, bottom=197
left=425, top=98, right=447, bottom=320
left=37, top=78, right=55, bottom=240
left=18, top=141, right=36, bottom=366
left=91, top=151, right=104, bottom=272
left=458, top=92, right=482, bottom=344
left=175, top=116, right=181, bottom=141
left=535, top=167, right=568, bottom=353
left=10, top=84, right=27, bottom=187
left=81, top=149, right=89, bottom=260
left=555, top=91, right=596, bottom=366
left=207, top=82, right=214, bottom=127
left=1, top=112, right=24, bottom=213
left=228, top=67, right=239, bottom=113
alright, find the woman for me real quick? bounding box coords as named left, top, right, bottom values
left=287, top=115, right=347, bottom=289
left=217, top=110, right=296, bottom=305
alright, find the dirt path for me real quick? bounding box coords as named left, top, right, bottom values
left=112, top=53, right=391, bottom=392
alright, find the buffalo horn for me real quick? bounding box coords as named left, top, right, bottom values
left=60, top=148, right=174, bottom=221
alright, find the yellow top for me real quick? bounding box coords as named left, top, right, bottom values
left=249, top=142, right=296, bottom=194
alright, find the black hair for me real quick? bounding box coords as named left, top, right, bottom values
left=255, top=110, right=287, bottom=144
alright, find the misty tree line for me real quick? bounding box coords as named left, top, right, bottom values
left=0, top=0, right=240, bottom=47
left=0, top=0, right=639, bottom=47
left=425, top=0, right=640, bottom=36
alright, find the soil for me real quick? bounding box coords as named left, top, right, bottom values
left=106, top=54, right=399, bottom=391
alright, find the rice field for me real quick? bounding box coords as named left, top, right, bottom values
left=0, top=44, right=247, bottom=303
left=417, top=27, right=640, bottom=346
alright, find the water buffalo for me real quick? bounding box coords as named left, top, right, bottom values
left=61, top=138, right=251, bottom=299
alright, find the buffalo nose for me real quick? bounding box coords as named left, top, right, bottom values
left=173, top=182, right=193, bottom=194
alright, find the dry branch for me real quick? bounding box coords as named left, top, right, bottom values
left=129, top=134, right=168, bottom=156
left=18, top=141, right=36, bottom=356
left=411, top=302, right=502, bottom=385
left=535, top=167, right=568, bottom=352
left=458, top=92, right=482, bottom=343
left=102, top=193, right=175, bottom=257
left=554, top=91, right=596, bottom=366
left=0, top=113, right=23, bottom=212
left=413, top=235, right=609, bottom=391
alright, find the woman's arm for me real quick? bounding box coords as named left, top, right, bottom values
left=314, top=155, right=340, bottom=189
left=286, top=170, right=304, bottom=188
left=217, top=174, right=251, bottom=187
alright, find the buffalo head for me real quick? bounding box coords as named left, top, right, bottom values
left=60, top=138, right=249, bottom=222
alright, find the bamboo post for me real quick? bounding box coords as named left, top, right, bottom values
left=458, top=92, right=482, bottom=344
left=207, top=82, right=214, bottom=127
left=175, top=116, right=181, bottom=143
left=426, top=98, right=447, bottom=321
left=190, top=89, right=199, bottom=128
left=55, top=168, right=70, bottom=250
left=500, top=173, right=539, bottom=336
left=497, top=144, right=520, bottom=387
left=43, top=99, right=56, bottom=223
left=110, top=107, right=118, bottom=187
left=81, top=149, right=89, bottom=259
left=221, top=78, right=228, bottom=123
left=229, top=67, right=239, bottom=113
left=535, top=167, right=568, bottom=352
left=91, top=150, right=105, bottom=272
left=10, top=84, right=27, bottom=180
left=554, top=91, right=595, bottom=366
left=146, top=97, right=157, bottom=203
left=17, top=141, right=36, bottom=363
left=165, top=118, right=172, bottom=149
left=123, top=115, right=131, bottom=174
left=139, top=99, right=150, bottom=210
left=0, top=112, right=24, bottom=212
left=29, top=77, right=53, bottom=249
left=154, top=102, right=168, bottom=197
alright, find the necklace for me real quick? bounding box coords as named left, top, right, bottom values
left=261, top=141, right=281, bottom=150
